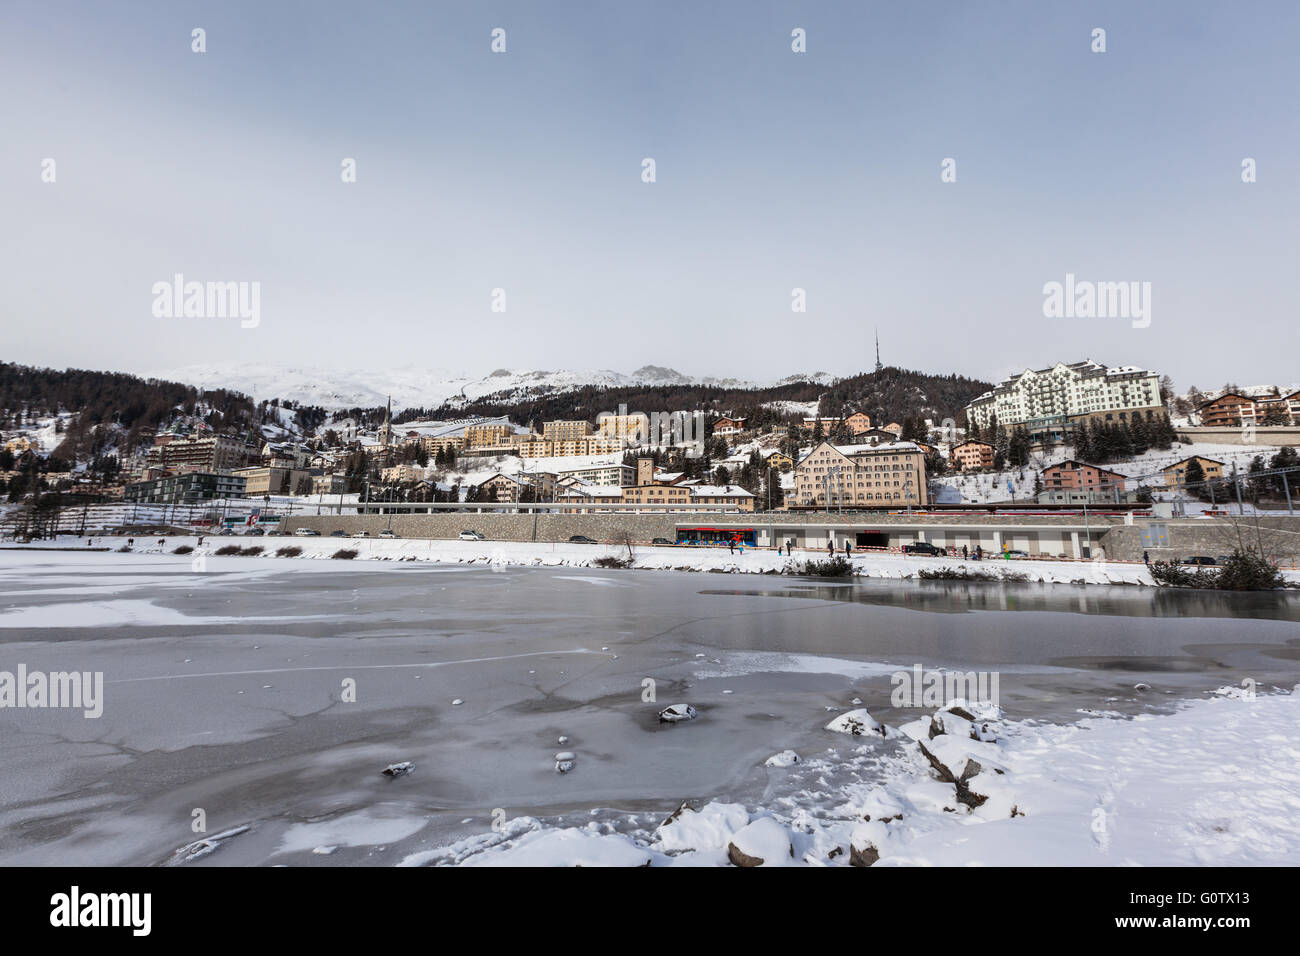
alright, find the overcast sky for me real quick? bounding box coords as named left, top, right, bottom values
left=2, top=1, right=1297, bottom=391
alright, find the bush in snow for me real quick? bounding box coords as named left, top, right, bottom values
left=331, top=549, right=359, bottom=560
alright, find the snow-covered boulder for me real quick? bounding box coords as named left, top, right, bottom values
left=849, top=820, right=889, bottom=867
left=555, top=751, right=576, bottom=773
left=825, top=708, right=887, bottom=737
left=659, top=703, right=698, bottom=723
left=382, top=761, right=413, bottom=777
left=764, top=750, right=801, bottom=768
left=656, top=802, right=750, bottom=853
left=727, top=817, right=794, bottom=867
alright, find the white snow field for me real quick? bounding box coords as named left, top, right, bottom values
left=413, top=687, right=1300, bottom=867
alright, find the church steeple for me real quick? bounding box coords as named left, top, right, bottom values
left=380, top=395, right=393, bottom=448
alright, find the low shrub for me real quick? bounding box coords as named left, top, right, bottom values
left=1150, top=550, right=1286, bottom=590
left=331, top=549, right=359, bottom=560
left=238, top=546, right=264, bottom=556
left=918, top=566, right=1028, bottom=583
left=172, top=545, right=194, bottom=554
left=214, top=545, right=241, bottom=556
left=592, top=556, right=631, bottom=569
left=794, top=555, right=854, bottom=577
left=275, top=546, right=303, bottom=558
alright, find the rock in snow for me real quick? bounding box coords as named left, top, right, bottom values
left=849, top=821, right=889, bottom=866
left=826, top=708, right=887, bottom=737
left=765, top=750, right=801, bottom=768
left=382, top=761, right=414, bottom=777
left=555, top=751, right=576, bottom=773
left=659, top=703, right=698, bottom=723
left=727, top=817, right=794, bottom=867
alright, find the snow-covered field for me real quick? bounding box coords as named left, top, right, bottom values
left=61, top=534, right=1266, bottom=587
left=414, top=687, right=1300, bottom=867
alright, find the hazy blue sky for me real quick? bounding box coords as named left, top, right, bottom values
left=2, top=1, right=1297, bottom=390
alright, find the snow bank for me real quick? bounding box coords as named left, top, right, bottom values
left=420, top=686, right=1300, bottom=867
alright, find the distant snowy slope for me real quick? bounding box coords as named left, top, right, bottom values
left=146, top=363, right=835, bottom=410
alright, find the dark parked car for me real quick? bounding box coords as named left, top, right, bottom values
left=651, top=537, right=674, bottom=546
left=902, top=542, right=945, bottom=556
left=569, top=535, right=598, bottom=544
left=245, top=527, right=265, bottom=536
left=330, top=530, right=348, bottom=537
left=1184, top=555, right=1217, bottom=565
left=218, top=528, right=236, bottom=536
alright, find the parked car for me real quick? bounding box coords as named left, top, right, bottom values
left=219, top=528, right=236, bottom=536
left=1003, top=549, right=1030, bottom=559
left=245, top=527, right=265, bottom=536
left=902, top=542, right=945, bottom=556
left=294, top=528, right=321, bottom=537
left=351, top=531, right=370, bottom=538
left=651, top=537, right=674, bottom=546
left=1183, top=555, right=1217, bottom=565
left=330, top=530, right=348, bottom=537
left=379, top=529, right=398, bottom=538
left=459, top=530, right=485, bottom=541
left=569, top=535, right=598, bottom=544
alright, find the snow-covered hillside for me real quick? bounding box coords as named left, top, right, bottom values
left=146, top=364, right=836, bottom=411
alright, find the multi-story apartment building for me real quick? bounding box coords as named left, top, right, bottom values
left=464, top=423, right=511, bottom=448
left=521, top=455, right=633, bottom=486
left=1199, top=390, right=1300, bottom=427
left=311, top=473, right=349, bottom=495
left=146, top=434, right=257, bottom=474
left=965, top=360, right=1164, bottom=441
left=712, top=417, right=747, bottom=436
left=417, top=434, right=466, bottom=455
left=231, top=464, right=314, bottom=496
left=949, top=439, right=995, bottom=471
left=1039, top=459, right=1126, bottom=493
left=788, top=441, right=928, bottom=508
left=380, top=463, right=428, bottom=485
left=596, top=412, right=650, bottom=443
left=615, top=459, right=755, bottom=512
left=801, top=412, right=874, bottom=437
left=543, top=420, right=593, bottom=442
left=1162, top=456, right=1225, bottom=490
left=124, top=471, right=247, bottom=504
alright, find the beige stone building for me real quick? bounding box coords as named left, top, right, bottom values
left=1163, top=456, right=1225, bottom=489
left=789, top=441, right=928, bottom=508
left=596, top=413, right=650, bottom=442
left=950, top=439, right=995, bottom=472
left=543, top=420, right=593, bottom=442
left=232, top=464, right=314, bottom=496
left=465, top=423, right=510, bottom=448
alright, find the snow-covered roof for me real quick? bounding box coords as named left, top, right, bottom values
left=690, top=484, right=754, bottom=498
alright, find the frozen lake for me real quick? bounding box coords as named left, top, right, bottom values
left=1, top=550, right=1297, bottom=865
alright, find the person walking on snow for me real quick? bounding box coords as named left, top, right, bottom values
left=1143, top=550, right=1150, bottom=566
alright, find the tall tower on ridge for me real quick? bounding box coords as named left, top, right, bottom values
left=874, top=330, right=882, bottom=374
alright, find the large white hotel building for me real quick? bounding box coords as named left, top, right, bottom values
left=965, top=360, right=1163, bottom=440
